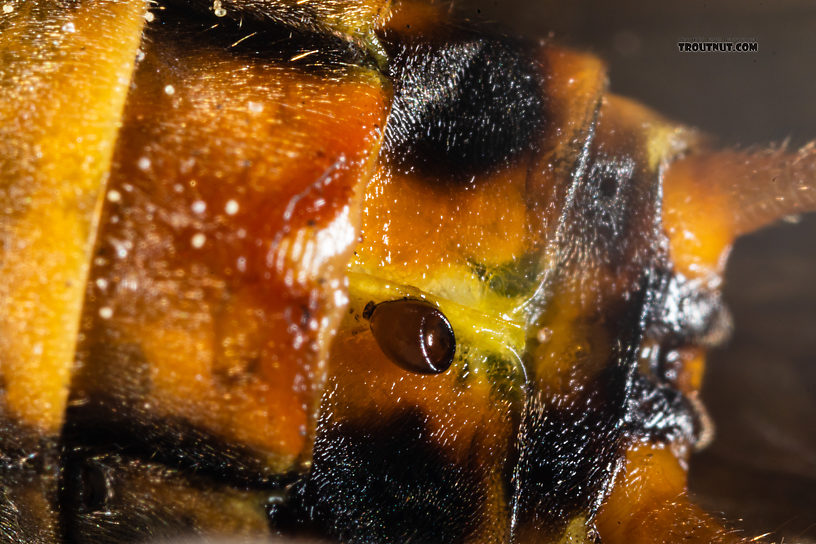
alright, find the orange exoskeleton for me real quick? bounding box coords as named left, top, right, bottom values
left=0, top=1, right=813, bottom=542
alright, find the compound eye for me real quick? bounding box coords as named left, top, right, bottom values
left=368, top=300, right=456, bottom=374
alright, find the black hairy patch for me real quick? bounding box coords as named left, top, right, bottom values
left=0, top=463, right=58, bottom=543
left=287, top=409, right=484, bottom=544
left=63, top=397, right=294, bottom=489
left=511, top=351, right=635, bottom=536
left=149, top=3, right=376, bottom=72
left=59, top=451, right=275, bottom=543
left=383, top=34, right=546, bottom=182
left=511, top=278, right=653, bottom=537
left=624, top=374, right=705, bottom=447
left=0, top=413, right=60, bottom=543
left=646, top=271, right=732, bottom=348
left=565, top=150, right=658, bottom=273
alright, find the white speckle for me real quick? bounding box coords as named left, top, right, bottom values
left=32, top=342, right=43, bottom=356
left=180, top=158, right=196, bottom=174
left=99, top=307, right=114, bottom=319
left=236, top=256, right=247, bottom=272
left=95, top=278, right=108, bottom=290
left=173, top=184, right=184, bottom=193
left=213, top=0, right=226, bottom=16
left=2, top=3, right=14, bottom=14
left=108, top=237, right=129, bottom=259
left=137, top=156, right=151, bottom=170
left=191, top=200, right=206, bottom=214
left=247, top=101, right=264, bottom=113
left=191, top=233, right=206, bottom=248
left=224, top=199, right=239, bottom=215
left=144, top=10, right=154, bottom=22
left=537, top=327, right=553, bottom=344
left=61, top=21, right=75, bottom=33
left=333, top=289, right=348, bottom=308
left=164, top=84, right=175, bottom=96
left=236, top=228, right=247, bottom=239
left=106, top=190, right=121, bottom=203
left=135, top=49, right=145, bottom=62
left=121, top=276, right=139, bottom=291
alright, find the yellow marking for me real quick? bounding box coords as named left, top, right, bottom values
left=347, top=271, right=527, bottom=384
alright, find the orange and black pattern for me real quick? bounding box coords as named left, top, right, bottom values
left=1, top=1, right=814, bottom=543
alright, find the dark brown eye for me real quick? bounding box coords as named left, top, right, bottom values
left=368, top=300, right=456, bottom=374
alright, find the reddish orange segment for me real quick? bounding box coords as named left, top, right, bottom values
left=323, top=304, right=521, bottom=542
left=350, top=44, right=608, bottom=318
left=70, top=27, right=390, bottom=471
left=2, top=1, right=808, bottom=539
left=352, top=165, right=531, bottom=298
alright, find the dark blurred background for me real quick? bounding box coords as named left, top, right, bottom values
left=457, top=1, right=816, bottom=541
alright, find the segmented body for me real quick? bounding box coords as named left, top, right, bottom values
left=0, top=1, right=813, bottom=543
